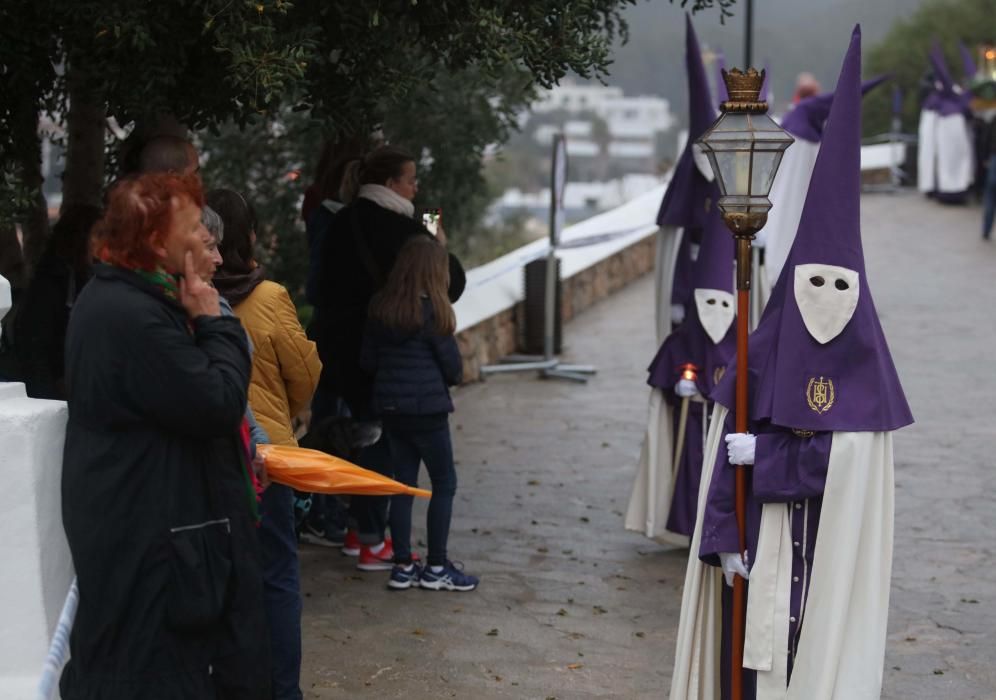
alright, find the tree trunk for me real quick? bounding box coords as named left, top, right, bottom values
left=10, top=93, right=48, bottom=282
left=62, top=61, right=106, bottom=212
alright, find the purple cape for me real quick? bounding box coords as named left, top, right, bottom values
left=711, top=25, right=914, bottom=433
left=780, top=75, right=889, bottom=143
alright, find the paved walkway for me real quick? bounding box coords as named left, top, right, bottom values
left=299, top=192, right=996, bottom=699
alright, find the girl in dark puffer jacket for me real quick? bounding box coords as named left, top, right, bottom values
left=360, top=236, right=479, bottom=592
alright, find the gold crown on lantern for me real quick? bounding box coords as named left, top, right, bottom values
left=721, top=68, right=767, bottom=112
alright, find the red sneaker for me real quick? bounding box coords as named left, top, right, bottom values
left=356, top=541, right=395, bottom=571
left=341, top=530, right=361, bottom=557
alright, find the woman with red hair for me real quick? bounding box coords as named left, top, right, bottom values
left=60, top=173, right=270, bottom=699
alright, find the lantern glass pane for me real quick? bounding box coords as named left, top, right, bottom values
left=698, top=110, right=795, bottom=198
left=749, top=150, right=783, bottom=196
left=713, top=150, right=754, bottom=197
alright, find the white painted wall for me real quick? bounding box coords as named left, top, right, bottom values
left=0, top=273, right=75, bottom=699
left=0, top=382, right=72, bottom=699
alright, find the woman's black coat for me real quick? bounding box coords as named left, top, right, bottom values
left=312, top=197, right=465, bottom=417
left=59, top=265, right=270, bottom=700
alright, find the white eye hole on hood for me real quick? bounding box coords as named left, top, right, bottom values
left=794, top=263, right=860, bottom=344
left=694, top=288, right=735, bottom=344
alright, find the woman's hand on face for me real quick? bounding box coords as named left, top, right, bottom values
left=180, top=250, right=221, bottom=318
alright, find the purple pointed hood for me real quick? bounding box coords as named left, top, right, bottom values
left=959, top=41, right=977, bottom=83
left=780, top=74, right=889, bottom=143
left=715, top=53, right=729, bottom=104
left=648, top=203, right=736, bottom=394
left=657, top=15, right=720, bottom=229
left=711, top=25, right=913, bottom=433
left=758, top=61, right=771, bottom=103
left=926, top=43, right=969, bottom=116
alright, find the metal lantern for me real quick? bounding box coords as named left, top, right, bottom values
left=697, top=68, right=794, bottom=239
left=695, top=66, right=793, bottom=700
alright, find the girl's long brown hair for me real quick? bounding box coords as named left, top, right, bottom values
left=369, top=236, right=455, bottom=336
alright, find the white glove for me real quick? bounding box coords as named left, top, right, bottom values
left=719, top=550, right=750, bottom=587
left=725, top=432, right=756, bottom=465
left=670, top=303, right=686, bottom=325
left=675, top=378, right=699, bottom=398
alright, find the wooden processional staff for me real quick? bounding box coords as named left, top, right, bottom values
left=696, top=67, right=794, bottom=700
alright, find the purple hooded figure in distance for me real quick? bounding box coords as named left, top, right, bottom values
left=917, top=42, right=974, bottom=202
left=670, top=26, right=913, bottom=700
left=653, top=15, right=721, bottom=345
left=626, top=201, right=735, bottom=546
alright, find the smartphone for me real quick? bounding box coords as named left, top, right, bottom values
left=421, top=208, right=442, bottom=237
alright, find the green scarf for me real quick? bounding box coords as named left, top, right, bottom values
left=133, top=266, right=179, bottom=300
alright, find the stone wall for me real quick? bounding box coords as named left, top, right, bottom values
left=457, top=231, right=657, bottom=381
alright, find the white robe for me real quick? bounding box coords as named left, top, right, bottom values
left=669, top=404, right=726, bottom=700
left=917, top=109, right=974, bottom=194
left=630, top=224, right=690, bottom=547
left=761, top=140, right=821, bottom=292
left=625, top=390, right=708, bottom=548
left=670, top=406, right=895, bottom=700
left=750, top=247, right=767, bottom=331
left=655, top=225, right=684, bottom=346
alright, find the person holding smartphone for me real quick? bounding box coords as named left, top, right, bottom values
left=421, top=208, right=442, bottom=238
left=313, top=145, right=465, bottom=571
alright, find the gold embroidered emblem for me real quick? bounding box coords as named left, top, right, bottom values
left=792, top=429, right=815, bottom=438
left=806, top=376, right=835, bottom=414
left=713, top=366, right=726, bottom=385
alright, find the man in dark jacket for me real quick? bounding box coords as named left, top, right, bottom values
left=60, top=173, right=269, bottom=699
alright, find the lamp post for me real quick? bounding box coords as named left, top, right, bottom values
left=696, top=67, right=793, bottom=700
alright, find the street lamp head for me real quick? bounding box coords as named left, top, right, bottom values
left=696, top=68, right=794, bottom=238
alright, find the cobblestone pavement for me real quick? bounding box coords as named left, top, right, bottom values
left=299, top=192, right=996, bottom=699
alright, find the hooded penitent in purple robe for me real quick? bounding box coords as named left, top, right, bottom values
left=959, top=41, right=978, bottom=84
left=654, top=15, right=722, bottom=343
left=627, top=203, right=735, bottom=542
left=918, top=43, right=974, bottom=201
left=671, top=26, right=913, bottom=700
left=628, top=16, right=726, bottom=544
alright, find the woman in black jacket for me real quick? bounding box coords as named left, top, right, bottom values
left=60, top=173, right=269, bottom=699
left=313, top=145, right=466, bottom=568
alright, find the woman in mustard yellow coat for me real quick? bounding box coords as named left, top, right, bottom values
left=209, top=188, right=320, bottom=700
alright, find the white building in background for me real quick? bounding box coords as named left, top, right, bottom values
left=525, top=80, right=675, bottom=174
left=490, top=172, right=664, bottom=229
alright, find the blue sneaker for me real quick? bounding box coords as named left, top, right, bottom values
left=388, top=562, right=422, bottom=590
left=418, top=561, right=479, bottom=592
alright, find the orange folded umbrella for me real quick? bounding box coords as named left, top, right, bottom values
left=258, top=444, right=431, bottom=498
